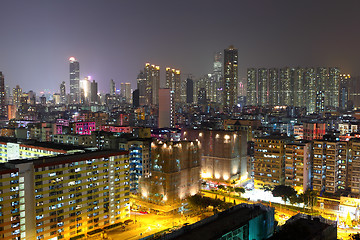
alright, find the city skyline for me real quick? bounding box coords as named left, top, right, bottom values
left=1, top=0, right=360, bottom=93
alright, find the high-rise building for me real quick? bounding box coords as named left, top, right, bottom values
left=315, top=91, right=325, bottom=113
left=223, top=46, right=238, bottom=111
left=0, top=72, right=6, bottom=118
left=166, top=68, right=181, bottom=104
left=110, top=79, right=116, bottom=95
left=284, top=142, right=312, bottom=193
left=247, top=68, right=257, bottom=106
left=312, top=140, right=348, bottom=193
left=186, top=78, right=194, bottom=104
left=69, top=57, right=80, bottom=103
left=144, top=63, right=160, bottom=106
left=132, top=89, right=139, bottom=108
left=279, top=67, right=292, bottom=106
left=254, top=136, right=287, bottom=188
left=329, top=67, right=340, bottom=108
left=258, top=68, right=268, bottom=106
left=79, top=76, right=91, bottom=103
left=339, top=74, right=350, bottom=110
left=125, top=83, right=131, bottom=103
left=268, top=68, right=279, bottom=106
left=349, top=76, right=360, bottom=109
left=304, top=68, right=316, bottom=112
left=120, top=83, right=131, bottom=103
left=0, top=150, right=130, bottom=240
left=137, top=71, right=146, bottom=106
left=213, top=52, right=223, bottom=103
left=90, top=80, right=98, bottom=103
left=13, top=85, right=22, bottom=108
left=197, top=88, right=207, bottom=105
left=316, top=67, right=328, bottom=106
left=293, top=67, right=305, bottom=107
left=158, top=88, right=173, bottom=128
left=60, top=81, right=66, bottom=104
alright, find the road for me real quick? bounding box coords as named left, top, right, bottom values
left=107, top=212, right=199, bottom=240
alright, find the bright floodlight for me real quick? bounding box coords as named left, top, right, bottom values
left=69, top=57, right=76, bottom=62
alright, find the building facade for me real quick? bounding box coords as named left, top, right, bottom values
left=0, top=150, right=130, bottom=240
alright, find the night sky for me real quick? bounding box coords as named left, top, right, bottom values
left=1, top=0, right=360, bottom=94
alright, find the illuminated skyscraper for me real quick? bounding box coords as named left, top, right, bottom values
left=339, top=74, right=350, bottom=110
left=293, top=67, right=305, bottom=107
left=213, top=52, right=223, bottom=103
left=137, top=71, right=146, bottom=106
left=12, top=85, right=22, bottom=108
left=0, top=72, right=6, bottom=118
left=144, top=63, right=160, bottom=106
left=329, top=67, right=340, bottom=108
left=304, top=68, right=316, bottom=112
left=316, top=67, right=328, bottom=106
left=223, top=46, right=238, bottom=111
left=69, top=57, right=80, bottom=103
left=120, top=82, right=131, bottom=103
left=247, top=68, right=257, bottom=106
left=258, top=68, right=268, bottom=106
left=60, top=81, right=66, bottom=104
left=268, top=68, right=279, bottom=106
left=279, top=67, right=292, bottom=106
left=165, top=68, right=181, bottom=104
left=80, top=76, right=91, bottom=103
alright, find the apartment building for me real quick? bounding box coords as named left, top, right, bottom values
left=284, top=141, right=312, bottom=193
left=254, top=136, right=288, bottom=188
left=0, top=150, right=130, bottom=240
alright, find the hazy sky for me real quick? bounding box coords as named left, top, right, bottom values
left=1, top=0, right=360, bottom=94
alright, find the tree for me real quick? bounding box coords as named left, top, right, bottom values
left=303, top=189, right=318, bottom=211
left=234, top=187, right=245, bottom=196
left=272, top=185, right=297, bottom=204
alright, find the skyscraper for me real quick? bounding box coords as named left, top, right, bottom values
left=79, top=76, right=91, bottom=104
left=158, top=88, right=173, bottom=128
left=258, top=68, right=268, bottom=106
left=144, top=63, right=160, bottom=106
left=293, top=67, right=305, bottom=107
left=69, top=57, right=80, bottom=103
left=13, top=85, right=22, bottom=108
left=137, top=71, right=146, bottom=106
left=329, top=67, right=340, bottom=108
left=213, top=52, right=223, bottom=103
left=268, top=68, right=279, bottom=106
left=304, top=68, right=316, bottom=113
left=316, top=67, right=328, bottom=106
left=223, top=46, right=238, bottom=111
left=0, top=72, right=6, bottom=118
left=186, top=78, right=194, bottom=104
left=247, top=68, right=257, bottom=106
left=339, top=74, right=350, bottom=111
left=166, top=68, right=181, bottom=104
left=60, top=81, right=66, bottom=104
left=120, top=82, right=132, bottom=103
left=90, top=80, right=98, bottom=103
left=279, top=67, right=292, bottom=106
left=110, top=79, right=116, bottom=95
